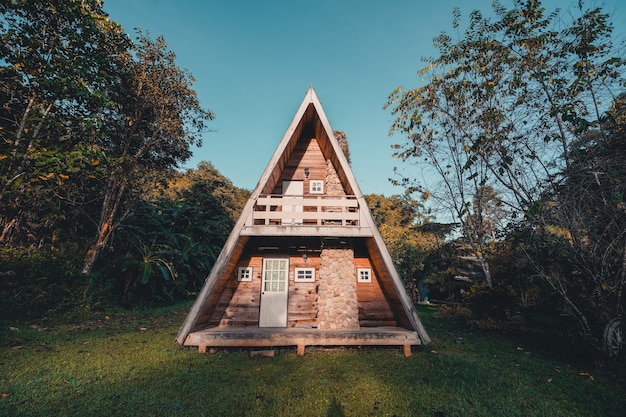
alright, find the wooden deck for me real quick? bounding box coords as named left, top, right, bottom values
left=183, top=327, right=422, bottom=357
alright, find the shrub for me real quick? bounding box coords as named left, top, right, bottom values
left=0, top=247, right=109, bottom=319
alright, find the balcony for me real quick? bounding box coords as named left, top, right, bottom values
left=241, top=195, right=373, bottom=237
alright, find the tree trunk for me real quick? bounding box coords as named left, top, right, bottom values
left=478, top=255, right=493, bottom=289
left=82, top=234, right=108, bottom=275
left=81, top=177, right=126, bottom=275
left=617, top=241, right=626, bottom=315
left=0, top=216, right=19, bottom=244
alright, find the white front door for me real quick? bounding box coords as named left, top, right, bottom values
left=282, top=180, right=303, bottom=225
left=259, top=258, right=289, bottom=327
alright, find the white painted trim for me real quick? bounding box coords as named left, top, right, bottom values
left=357, top=268, right=372, bottom=283
left=259, top=258, right=289, bottom=327
left=309, top=180, right=324, bottom=194
left=237, top=266, right=253, bottom=282
left=295, top=267, right=315, bottom=282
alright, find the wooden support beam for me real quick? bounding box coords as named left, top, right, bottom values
left=403, top=344, right=411, bottom=357
left=297, top=344, right=305, bottom=356
left=198, top=345, right=207, bottom=354
left=250, top=350, right=275, bottom=358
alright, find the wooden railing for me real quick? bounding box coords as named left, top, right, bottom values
left=252, top=195, right=360, bottom=227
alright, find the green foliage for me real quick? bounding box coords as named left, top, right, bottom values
left=0, top=161, right=245, bottom=313
left=419, top=240, right=469, bottom=302
left=172, top=161, right=250, bottom=220
left=334, top=130, right=351, bottom=164
left=96, top=163, right=247, bottom=305
left=0, top=247, right=110, bottom=319
left=109, top=198, right=230, bottom=303
left=463, top=283, right=519, bottom=321
left=386, top=0, right=626, bottom=352
left=365, top=194, right=440, bottom=300
left=0, top=0, right=130, bottom=245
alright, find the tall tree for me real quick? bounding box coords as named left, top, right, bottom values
left=0, top=0, right=130, bottom=245
left=81, top=34, right=214, bottom=274
left=387, top=0, right=624, bottom=216
left=386, top=0, right=625, bottom=346
left=529, top=94, right=626, bottom=345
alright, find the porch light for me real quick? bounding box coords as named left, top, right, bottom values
left=304, top=168, right=310, bottom=178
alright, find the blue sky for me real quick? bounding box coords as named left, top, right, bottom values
left=103, top=0, right=625, bottom=197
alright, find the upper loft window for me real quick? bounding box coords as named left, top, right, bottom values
left=310, top=180, right=324, bottom=194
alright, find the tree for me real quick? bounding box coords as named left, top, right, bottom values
left=463, top=185, right=507, bottom=287
left=334, top=130, right=351, bottom=164
left=0, top=0, right=130, bottom=246
left=81, top=34, right=214, bottom=274
left=524, top=94, right=626, bottom=348
left=109, top=162, right=248, bottom=302
left=365, top=194, right=438, bottom=300
left=387, top=0, right=623, bottom=216
left=386, top=0, right=625, bottom=347
left=173, top=161, right=249, bottom=220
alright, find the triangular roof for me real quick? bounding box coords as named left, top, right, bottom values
left=176, top=87, right=430, bottom=345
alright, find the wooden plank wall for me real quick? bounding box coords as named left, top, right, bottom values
left=208, top=252, right=399, bottom=329
left=355, top=257, right=397, bottom=327
left=271, top=138, right=332, bottom=195
left=212, top=255, right=320, bottom=328
left=195, top=236, right=249, bottom=329
left=287, top=255, right=319, bottom=328
left=365, top=239, right=412, bottom=329
left=211, top=256, right=263, bottom=327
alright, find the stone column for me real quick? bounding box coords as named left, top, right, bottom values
left=317, top=247, right=360, bottom=330
left=325, top=160, right=345, bottom=196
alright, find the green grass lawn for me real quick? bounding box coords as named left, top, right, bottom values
left=1, top=303, right=624, bottom=417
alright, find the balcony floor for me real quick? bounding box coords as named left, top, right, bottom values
left=241, top=224, right=373, bottom=237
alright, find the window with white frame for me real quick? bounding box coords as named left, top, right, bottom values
left=357, top=268, right=372, bottom=283
left=237, top=266, right=253, bottom=282
left=309, top=180, right=324, bottom=194
left=295, top=267, right=315, bottom=282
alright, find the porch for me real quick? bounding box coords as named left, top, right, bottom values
left=183, top=326, right=422, bottom=357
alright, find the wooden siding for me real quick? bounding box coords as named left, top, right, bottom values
left=355, top=257, right=397, bottom=327
left=207, top=248, right=401, bottom=330
left=287, top=255, right=318, bottom=328
left=190, top=235, right=250, bottom=332
left=259, top=100, right=354, bottom=197
left=211, top=255, right=320, bottom=329
left=275, top=138, right=327, bottom=194
left=365, top=238, right=414, bottom=330
left=209, top=256, right=263, bottom=327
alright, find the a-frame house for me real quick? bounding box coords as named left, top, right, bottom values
left=176, top=87, right=430, bottom=356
